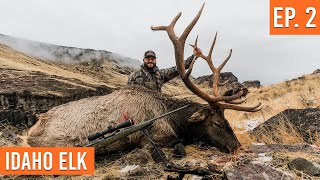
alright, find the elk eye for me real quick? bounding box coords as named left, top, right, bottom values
left=214, top=122, right=221, bottom=129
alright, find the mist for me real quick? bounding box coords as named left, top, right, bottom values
left=0, top=34, right=140, bottom=68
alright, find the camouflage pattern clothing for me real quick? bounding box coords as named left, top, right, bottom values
left=128, top=55, right=194, bottom=91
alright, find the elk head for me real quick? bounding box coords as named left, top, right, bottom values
left=151, top=3, right=261, bottom=152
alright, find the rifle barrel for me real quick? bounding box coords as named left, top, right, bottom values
left=86, top=104, right=189, bottom=149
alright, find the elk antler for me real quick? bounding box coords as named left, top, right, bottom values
left=151, top=3, right=261, bottom=112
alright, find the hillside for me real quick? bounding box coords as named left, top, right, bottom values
left=1, top=36, right=320, bottom=179
left=0, top=42, right=138, bottom=91
left=167, top=70, right=320, bottom=145
left=0, top=43, right=136, bottom=127
left=225, top=71, right=320, bottom=135
left=0, top=33, right=141, bottom=68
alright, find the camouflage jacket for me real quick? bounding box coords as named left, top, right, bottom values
left=127, top=55, right=194, bottom=91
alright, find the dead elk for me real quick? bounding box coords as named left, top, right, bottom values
left=28, top=86, right=240, bottom=153
left=27, top=4, right=261, bottom=153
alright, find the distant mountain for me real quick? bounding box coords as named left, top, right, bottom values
left=0, top=33, right=141, bottom=68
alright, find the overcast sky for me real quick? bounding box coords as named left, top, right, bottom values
left=0, top=0, right=319, bottom=85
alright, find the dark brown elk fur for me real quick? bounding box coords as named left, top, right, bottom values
left=28, top=85, right=240, bottom=153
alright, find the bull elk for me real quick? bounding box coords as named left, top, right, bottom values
left=27, top=4, right=261, bottom=153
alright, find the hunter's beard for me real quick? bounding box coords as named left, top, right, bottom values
left=144, top=62, right=156, bottom=69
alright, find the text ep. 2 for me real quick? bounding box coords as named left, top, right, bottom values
left=274, top=7, right=317, bottom=28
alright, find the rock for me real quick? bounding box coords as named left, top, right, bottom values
left=0, top=69, right=113, bottom=127
left=167, top=173, right=181, bottom=180
left=251, top=108, right=320, bottom=144
left=312, top=69, right=320, bottom=75
left=288, top=158, right=320, bottom=176
left=119, top=165, right=146, bottom=177
left=188, top=175, right=203, bottom=180
left=224, top=162, right=295, bottom=180
left=194, top=72, right=250, bottom=98
left=194, top=72, right=238, bottom=87
left=242, top=80, right=262, bottom=88
left=173, top=143, right=186, bottom=157
left=222, top=82, right=248, bottom=97
left=247, top=144, right=314, bottom=154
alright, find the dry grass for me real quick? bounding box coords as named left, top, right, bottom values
left=226, top=72, right=320, bottom=125
left=0, top=44, right=126, bottom=89
left=0, top=120, right=29, bottom=147
left=270, top=150, right=320, bottom=179
left=308, top=132, right=320, bottom=146
left=162, top=73, right=320, bottom=147
left=250, top=115, right=305, bottom=145
left=224, top=73, right=320, bottom=146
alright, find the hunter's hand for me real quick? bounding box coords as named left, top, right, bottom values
left=193, top=48, right=202, bottom=57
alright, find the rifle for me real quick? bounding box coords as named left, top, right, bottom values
left=87, top=119, right=134, bottom=141
left=85, top=104, right=189, bottom=150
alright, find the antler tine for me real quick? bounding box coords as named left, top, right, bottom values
left=151, top=12, right=182, bottom=41
left=211, top=49, right=233, bottom=97
left=208, top=32, right=218, bottom=58
left=226, top=97, right=247, bottom=104
left=180, top=3, right=205, bottom=45
left=209, top=91, right=244, bottom=103
left=189, top=35, right=199, bottom=49
left=218, top=49, right=233, bottom=71
left=199, top=34, right=218, bottom=75
left=184, top=35, right=199, bottom=79
left=217, top=102, right=262, bottom=112
left=219, top=80, right=229, bottom=86
left=150, top=25, right=167, bottom=31
left=170, top=12, right=182, bottom=29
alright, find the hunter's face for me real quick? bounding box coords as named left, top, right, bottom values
left=143, top=56, right=156, bottom=69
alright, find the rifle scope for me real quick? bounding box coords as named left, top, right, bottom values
left=87, top=119, right=134, bottom=141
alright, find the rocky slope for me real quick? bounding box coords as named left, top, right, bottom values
left=1, top=35, right=320, bottom=179
left=195, top=72, right=239, bottom=87
left=0, top=43, right=130, bottom=127
left=0, top=33, right=141, bottom=68
left=252, top=108, right=320, bottom=144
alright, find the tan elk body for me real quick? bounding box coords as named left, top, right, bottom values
left=28, top=4, right=261, bottom=153
left=28, top=87, right=177, bottom=149
left=28, top=86, right=241, bottom=152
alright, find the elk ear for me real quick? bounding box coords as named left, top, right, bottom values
left=188, top=108, right=209, bottom=122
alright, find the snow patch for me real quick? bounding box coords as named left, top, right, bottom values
left=252, top=153, right=273, bottom=164
left=245, top=118, right=263, bottom=131
left=251, top=142, right=266, bottom=146
left=190, top=175, right=203, bottom=180
left=119, top=165, right=140, bottom=174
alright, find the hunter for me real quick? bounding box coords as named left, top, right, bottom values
left=128, top=48, right=202, bottom=91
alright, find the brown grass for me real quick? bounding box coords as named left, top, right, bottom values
left=309, top=131, right=320, bottom=146
left=226, top=73, right=320, bottom=124
left=0, top=121, right=29, bottom=147
left=162, top=73, right=320, bottom=147
left=224, top=73, right=320, bottom=145
left=0, top=44, right=126, bottom=89
left=250, top=115, right=305, bottom=145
